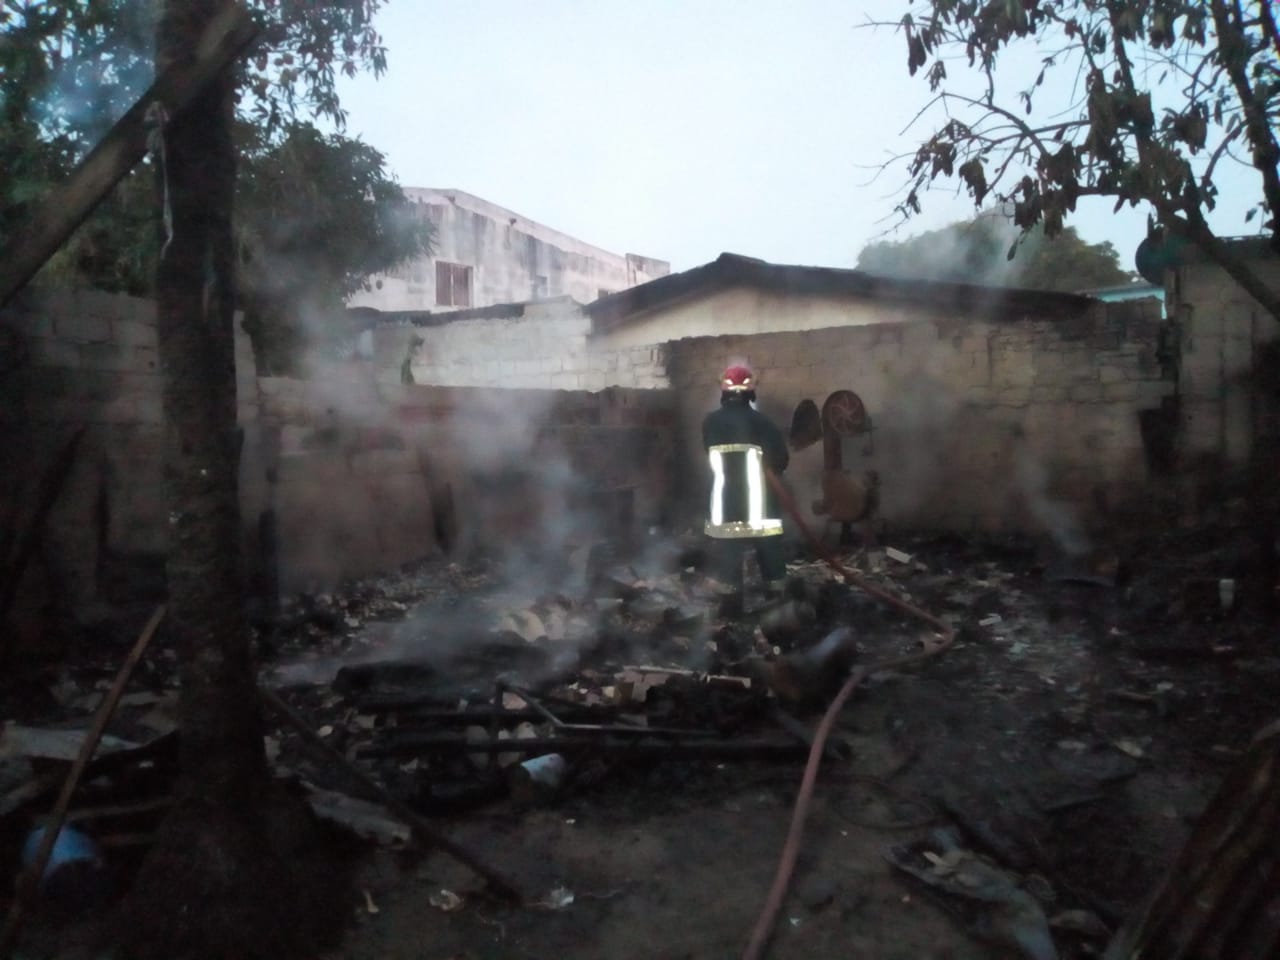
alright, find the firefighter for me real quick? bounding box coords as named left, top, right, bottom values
left=702, top=364, right=790, bottom=602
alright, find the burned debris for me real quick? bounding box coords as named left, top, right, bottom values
left=4, top=518, right=1278, bottom=959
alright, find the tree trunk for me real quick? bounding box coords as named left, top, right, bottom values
left=116, top=5, right=349, bottom=957
left=153, top=0, right=267, bottom=808
left=1104, top=722, right=1280, bottom=960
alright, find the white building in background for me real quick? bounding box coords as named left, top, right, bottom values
left=347, top=187, right=670, bottom=312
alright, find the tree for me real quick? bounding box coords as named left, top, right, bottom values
left=24, top=118, right=435, bottom=373
left=885, top=0, right=1280, bottom=322
left=884, top=8, right=1280, bottom=957
left=1, top=0, right=387, bottom=234
left=235, top=121, right=433, bottom=372
left=0, top=0, right=429, bottom=369
left=858, top=211, right=1136, bottom=291
left=113, top=3, right=354, bottom=958
left=0, top=2, right=399, bottom=956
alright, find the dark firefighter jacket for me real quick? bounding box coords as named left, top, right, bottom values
left=701, top=397, right=789, bottom=535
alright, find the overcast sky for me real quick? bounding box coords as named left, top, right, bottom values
left=333, top=0, right=1264, bottom=274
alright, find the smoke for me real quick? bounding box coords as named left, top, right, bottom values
left=873, top=374, right=965, bottom=518
left=266, top=325, right=649, bottom=668
left=29, top=25, right=155, bottom=147
left=858, top=206, right=1035, bottom=289
left=1013, top=447, right=1091, bottom=556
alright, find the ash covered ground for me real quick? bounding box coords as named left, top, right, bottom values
left=4, top=524, right=1278, bottom=959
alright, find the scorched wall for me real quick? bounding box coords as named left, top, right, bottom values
left=0, top=290, right=676, bottom=654
left=666, top=298, right=1175, bottom=542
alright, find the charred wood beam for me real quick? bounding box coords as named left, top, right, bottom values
left=360, top=735, right=810, bottom=760
left=386, top=704, right=625, bottom=727
left=261, top=687, right=523, bottom=902
left=0, top=4, right=260, bottom=310
left=771, top=705, right=851, bottom=762
left=1104, top=722, right=1280, bottom=959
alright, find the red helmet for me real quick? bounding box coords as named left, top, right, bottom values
left=721, top=365, right=755, bottom=392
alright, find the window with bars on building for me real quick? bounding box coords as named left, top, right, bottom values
left=435, top=261, right=473, bottom=307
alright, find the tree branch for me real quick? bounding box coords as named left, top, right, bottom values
left=1201, top=117, right=1245, bottom=187
left=0, top=3, right=260, bottom=309
left=1260, top=0, right=1280, bottom=60
left=936, top=91, right=1056, bottom=158
left=1208, top=0, right=1280, bottom=242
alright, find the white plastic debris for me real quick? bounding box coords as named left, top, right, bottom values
left=536, top=885, right=575, bottom=910
left=1112, top=739, right=1145, bottom=759
left=428, top=888, right=465, bottom=911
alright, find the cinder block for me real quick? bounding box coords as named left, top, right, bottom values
left=97, top=394, right=145, bottom=423
left=77, top=341, right=137, bottom=372
left=128, top=387, right=165, bottom=423
left=1136, top=380, right=1175, bottom=405
left=1069, top=383, right=1103, bottom=402
left=1097, top=365, right=1127, bottom=384
left=3, top=308, right=54, bottom=338
left=27, top=338, right=82, bottom=369
left=1029, top=384, right=1067, bottom=403
left=69, top=370, right=125, bottom=403
left=133, top=345, right=160, bottom=374
left=992, top=386, right=1031, bottom=407
left=53, top=313, right=112, bottom=343
left=112, top=319, right=158, bottom=349
left=1101, top=382, right=1140, bottom=402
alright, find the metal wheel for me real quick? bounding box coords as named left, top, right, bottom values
left=822, top=390, right=868, bottom=437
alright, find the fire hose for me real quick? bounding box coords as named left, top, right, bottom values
left=740, top=471, right=956, bottom=960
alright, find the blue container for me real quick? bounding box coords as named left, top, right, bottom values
left=21, top=825, right=107, bottom=909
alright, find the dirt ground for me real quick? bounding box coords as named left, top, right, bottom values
left=311, top=528, right=1278, bottom=960
left=6, top=524, right=1278, bottom=960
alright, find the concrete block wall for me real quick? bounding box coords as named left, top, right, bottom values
left=666, top=298, right=1173, bottom=541
left=2, top=290, right=166, bottom=629
left=249, top=367, right=679, bottom=592
left=1164, top=250, right=1280, bottom=525
left=1171, top=256, right=1280, bottom=466
left=251, top=370, right=439, bottom=592
left=376, top=299, right=670, bottom=391
left=0, top=288, right=680, bottom=631
left=0, top=290, right=262, bottom=639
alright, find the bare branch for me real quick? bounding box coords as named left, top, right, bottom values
left=896, top=91, right=949, bottom=137
left=1260, top=0, right=1280, bottom=60
left=879, top=0, right=1280, bottom=319
left=1201, top=117, right=1245, bottom=186
left=1208, top=0, right=1280, bottom=230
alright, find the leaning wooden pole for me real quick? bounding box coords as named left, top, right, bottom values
left=1104, top=720, right=1280, bottom=960
left=0, top=4, right=258, bottom=311
left=0, top=607, right=166, bottom=959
